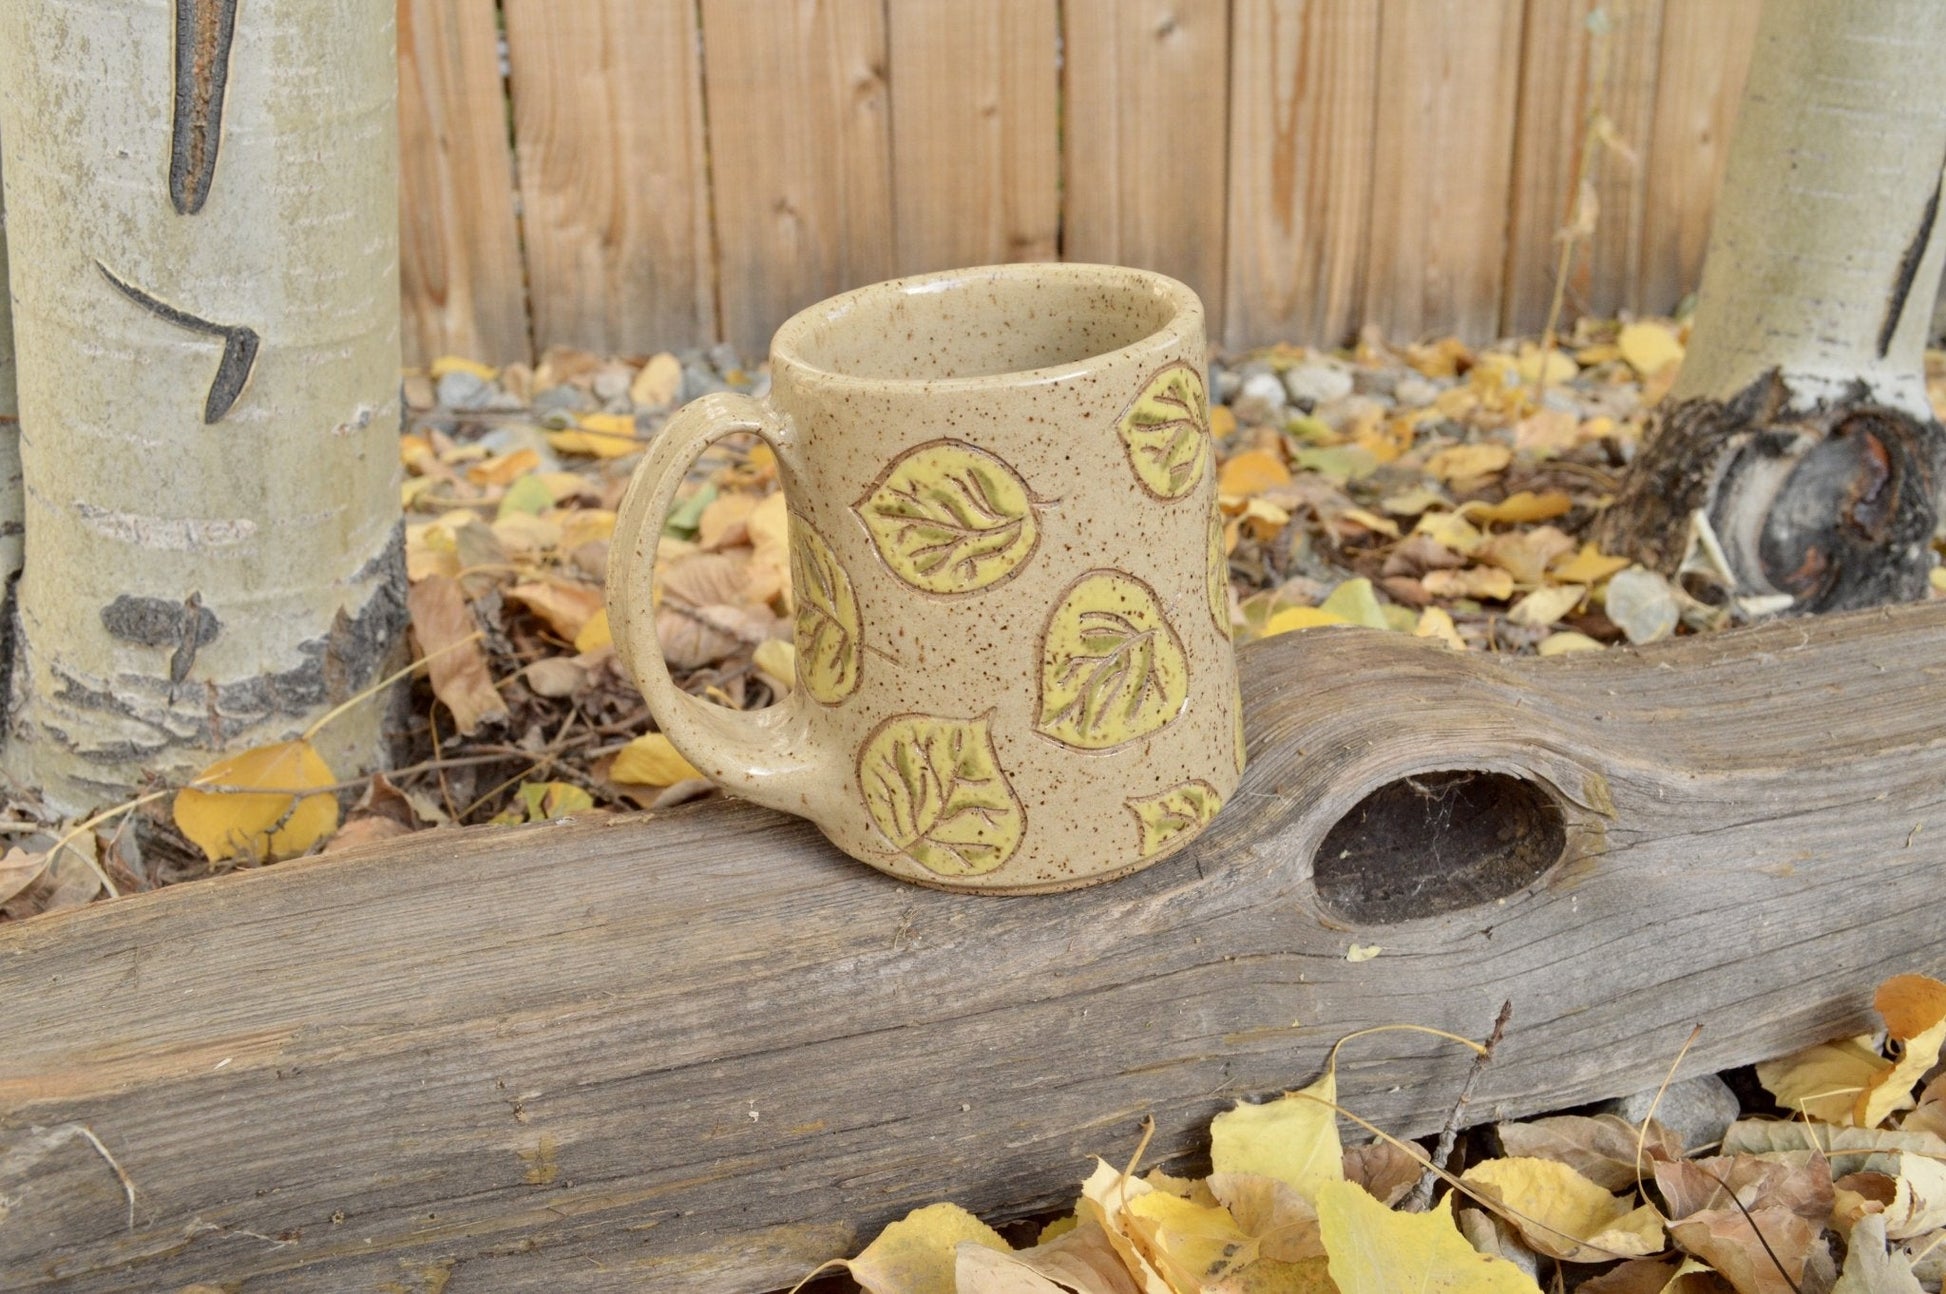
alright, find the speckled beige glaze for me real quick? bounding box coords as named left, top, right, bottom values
left=608, top=264, right=1242, bottom=893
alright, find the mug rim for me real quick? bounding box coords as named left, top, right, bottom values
left=768, top=262, right=1203, bottom=393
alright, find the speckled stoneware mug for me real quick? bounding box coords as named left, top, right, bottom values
left=608, top=263, right=1243, bottom=893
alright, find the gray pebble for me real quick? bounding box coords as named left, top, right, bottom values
left=1283, top=361, right=1354, bottom=410
left=591, top=364, right=633, bottom=403
left=1232, top=371, right=1289, bottom=426
left=436, top=369, right=496, bottom=412
left=1394, top=375, right=1441, bottom=408
left=1211, top=364, right=1242, bottom=404
left=1597, top=1074, right=1741, bottom=1153
left=1605, top=566, right=1680, bottom=645
left=1351, top=366, right=1398, bottom=398
left=707, top=342, right=743, bottom=375
left=532, top=384, right=592, bottom=415
left=681, top=363, right=728, bottom=404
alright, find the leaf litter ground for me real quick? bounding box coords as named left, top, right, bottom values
left=4, top=327, right=1946, bottom=1292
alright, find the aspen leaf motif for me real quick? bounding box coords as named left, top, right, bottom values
left=788, top=516, right=861, bottom=704
left=1128, top=781, right=1223, bottom=858
left=1118, top=362, right=1211, bottom=499
left=859, top=714, right=1025, bottom=877
left=856, top=440, right=1040, bottom=594
left=1037, top=571, right=1190, bottom=750
left=1208, top=503, right=1231, bottom=636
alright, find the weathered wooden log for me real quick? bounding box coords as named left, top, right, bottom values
left=5, top=604, right=1946, bottom=1291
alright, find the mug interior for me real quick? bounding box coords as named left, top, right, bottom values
left=773, top=264, right=1193, bottom=383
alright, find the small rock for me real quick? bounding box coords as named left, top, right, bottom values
left=1232, top=371, right=1289, bottom=426
left=591, top=363, right=634, bottom=404
left=435, top=369, right=496, bottom=412
left=1211, top=362, right=1242, bottom=404
left=1394, top=375, right=1441, bottom=408
left=1597, top=1074, right=1741, bottom=1154
left=1604, top=566, right=1681, bottom=644
left=1457, top=1208, right=1540, bottom=1282
left=1351, top=366, right=1398, bottom=398
left=532, top=384, right=592, bottom=415
left=681, top=363, right=728, bottom=404
left=706, top=342, right=743, bottom=376
left=1314, top=393, right=1390, bottom=430
left=630, top=352, right=683, bottom=409
left=1283, top=361, right=1354, bottom=410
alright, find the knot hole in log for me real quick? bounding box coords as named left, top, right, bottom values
left=1312, top=770, right=1567, bottom=924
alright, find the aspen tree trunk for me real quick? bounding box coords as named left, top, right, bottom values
left=0, top=0, right=406, bottom=811
left=0, top=157, right=20, bottom=678
left=1599, top=0, right=1946, bottom=613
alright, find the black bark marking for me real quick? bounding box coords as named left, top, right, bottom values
left=101, top=593, right=222, bottom=651
left=98, top=262, right=259, bottom=423
left=1879, top=154, right=1945, bottom=358
left=170, top=0, right=240, bottom=216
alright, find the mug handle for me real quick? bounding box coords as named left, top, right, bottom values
left=606, top=391, right=819, bottom=813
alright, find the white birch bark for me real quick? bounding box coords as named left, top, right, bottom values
left=1674, top=0, right=1946, bottom=418
left=0, top=0, right=405, bottom=810
left=0, top=150, right=21, bottom=660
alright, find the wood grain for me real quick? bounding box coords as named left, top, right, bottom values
left=1062, top=0, right=1231, bottom=322
left=1634, top=0, right=1761, bottom=315
left=8, top=604, right=1946, bottom=1291
left=396, top=0, right=529, bottom=365
left=700, top=0, right=894, bottom=359
left=887, top=0, right=1060, bottom=275
left=1362, top=0, right=1524, bottom=342
left=1575, top=0, right=1664, bottom=318
left=502, top=0, right=714, bottom=354
left=1222, top=0, right=1380, bottom=349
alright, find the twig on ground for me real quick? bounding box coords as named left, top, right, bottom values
left=1404, top=998, right=1513, bottom=1212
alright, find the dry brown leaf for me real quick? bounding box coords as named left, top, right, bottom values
left=1494, top=1114, right=1682, bottom=1192
left=1426, top=442, right=1512, bottom=484
left=1422, top=567, right=1516, bottom=601
left=1668, top=1207, right=1817, bottom=1294
left=323, top=816, right=414, bottom=854
left=654, top=605, right=745, bottom=670
left=523, top=656, right=588, bottom=699
left=1341, top=1140, right=1424, bottom=1207
left=407, top=575, right=508, bottom=735
left=1207, top=1172, right=1325, bottom=1261
left=698, top=491, right=758, bottom=549
left=1479, top=526, right=1576, bottom=584
left=1653, top=1153, right=1833, bottom=1225
left=1858, top=974, right=1946, bottom=1127
left=507, top=579, right=605, bottom=641
left=0, top=847, right=50, bottom=907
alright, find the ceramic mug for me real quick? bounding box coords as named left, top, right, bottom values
left=607, top=263, right=1243, bottom=893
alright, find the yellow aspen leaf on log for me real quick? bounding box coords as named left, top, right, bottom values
left=429, top=355, right=496, bottom=381
left=1459, top=1158, right=1663, bottom=1264
left=1538, top=632, right=1605, bottom=657
left=175, top=740, right=340, bottom=863
left=1123, top=1192, right=1257, bottom=1291
left=1346, top=944, right=1381, bottom=962
left=1037, top=573, right=1190, bottom=750
left=842, top=1201, right=1010, bottom=1294
left=1211, top=1070, right=1343, bottom=1206
left=1317, top=1184, right=1540, bottom=1294
left=1415, top=607, right=1467, bottom=650
left=610, top=734, right=702, bottom=788
left=1856, top=974, right=1946, bottom=1126
left=1618, top=322, right=1684, bottom=378
left=860, top=715, right=1025, bottom=876
left=1219, top=448, right=1293, bottom=496
left=1079, top=1160, right=1173, bottom=1294
left=1757, top=1035, right=1889, bottom=1125
left=1264, top=607, right=1351, bottom=637
left=1464, top=491, right=1574, bottom=525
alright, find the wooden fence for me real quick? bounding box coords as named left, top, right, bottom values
left=398, top=0, right=1761, bottom=366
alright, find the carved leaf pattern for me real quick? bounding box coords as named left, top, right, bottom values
left=1118, top=363, right=1211, bottom=500
left=788, top=516, right=861, bottom=704
left=1208, top=502, right=1231, bottom=636
left=856, top=441, right=1040, bottom=594
left=1037, top=571, right=1190, bottom=750
left=1127, top=781, right=1224, bottom=858
left=858, top=714, right=1025, bottom=877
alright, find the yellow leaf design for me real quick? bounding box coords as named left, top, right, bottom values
left=789, top=515, right=861, bottom=704
left=1208, top=503, right=1232, bottom=636
left=855, top=439, right=1040, bottom=594
left=858, top=714, right=1025, bottom=877
left=1128, top=780, right=1223, bottom=858
left=1118, top=362, right=1211, bottom=500
left=174, top=740, right=340, bottom=862
left=1038, top=571, right=1191, bottom=750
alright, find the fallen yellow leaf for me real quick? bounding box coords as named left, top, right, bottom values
left=429, top=355, right=496, bottom=381
left=1537, top=631, right=1605, bottom=657
left=1124, top=1192, right=1256, bottom=1291
left=508, top=579, right=605, bottom=640
left=1464, top=491, right=1573, bottom=525
left=1210, top=1070, right=1343, bottom=1206
left=1422, top=567, right=1516, bottom=601
left=611, top=733, right=703, bottom=787
left=1459, top=1158, right=1663, bottom=1264
left=1220, top=448, right=1294, bottom=496
left=629, top=352, right=682, bottom=408
left=1757, top=1035, right=1888, bottom=1125
left=468, top=448, right=541, bottom=486
left=1426, top=443, right=1512, bottom=484
left=548, top=413, right=641, bottom=459
left=1414, top=511, right=1486, bottom=558
left=840, top=1202, right=1010, bottom=1294
left=1551, top=543, right=1632, bottom=586
left=1346, top=944, right=1382, bottom=963
left=753, top=638, right=796, bottom=689
left=1264, top=607, right=1352, bottom=637
left=1514, top=345, right=1578, bottom=388
left=1618, top=321, right=1684, bottom=378
left=1507, top=584, right=1586, bottom=629
left=1857, top=974, right=1946, bottom=1126
left=1415, top=607, right=1466, bottom=650
left=1317, top=1184, right=1540, bottom=1293
left=1319, top=578, right=1390, bottom=630
left=175, top=740, right=340, bottom=863
left=575, top=607, right=613, bottom=654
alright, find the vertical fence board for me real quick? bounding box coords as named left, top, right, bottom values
left=1362, top=0, right=1524, bottom=342
left=888, top=0, right=1060, bottom=276
left=1577, top=0, right=1664, bottom=319
left=396, top=0, right=529, bottom=365
left=1500, top=0, right=1595, bottom=335
left=1223, top=0, right=1380, bottom=348
left=1063, top=0, right=1231, bottom=323
left=502, top=0, right=714, bottom=355
left=1634, top=1, right=1761, bottom=315
left=700, top=0, right=894, bottom=359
